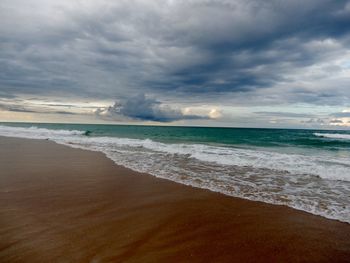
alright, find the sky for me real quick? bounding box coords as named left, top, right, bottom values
left=1, top=0, right=350, bottom=128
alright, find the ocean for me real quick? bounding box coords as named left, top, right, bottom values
left=0, top=122, right=349, bottom=223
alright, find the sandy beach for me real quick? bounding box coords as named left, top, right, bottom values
left=0, top=136, right=349, bottom=262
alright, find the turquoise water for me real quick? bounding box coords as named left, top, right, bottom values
left=3, top=122, right=350, bottom=151
left=0, top=122, right=349, bottom=223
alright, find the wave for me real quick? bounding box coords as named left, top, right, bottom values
left=0, top=125, right=85, bottom=138
left=0, top=125, right=349, bottom=182
left=314, top=132, right=350, bottom=140
left=0, top=125, right=349, bottom=223
left=75, top=136, right=350, bottom=181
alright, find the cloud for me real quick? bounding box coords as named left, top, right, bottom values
left=254, top=111, right=315, bottom=118
left=303, top=118, right=326, bottom=124
left=331, top=111, right=350, bottom=117
left=0, top=103, right=36, bottom=113
left=301, top=114, right=350, bottom=128
left=208, top=108, right=222, bottom=119
left=0, top=0, right=349, bottom=105
left=1, top=0, right=350, bottom=127
left=0, top=102, right=77, bottom=115
left=94, top=94, right=216, bottom=122
left=330, top=119, right=344, bottom=124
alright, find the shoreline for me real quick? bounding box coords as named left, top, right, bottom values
left=2, top=133, right=349, bottom=225
left=0, top=136, right=349, bottom=262
left=92, top=145, right=350, bottom=225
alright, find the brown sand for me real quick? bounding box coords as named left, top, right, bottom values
left=0, top=137, right=349, bottom=263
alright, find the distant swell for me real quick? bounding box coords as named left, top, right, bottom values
left=314, top=133, right=350, bottom=140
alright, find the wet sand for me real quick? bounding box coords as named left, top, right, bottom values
left=0, top=137, right=349, bottom=262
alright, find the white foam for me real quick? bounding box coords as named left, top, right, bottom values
left=0, top=125, right=84, bottom=139
left=314, top=132, right=350, bottom=140
left=61, top=135, right=350, bottom=182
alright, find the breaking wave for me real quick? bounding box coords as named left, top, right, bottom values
left=314, top=132, right=350, bottom=140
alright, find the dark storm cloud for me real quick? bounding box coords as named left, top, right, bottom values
left=0, top=0, right=350, bottom=106
left=95, top=94, right=207, bottom=122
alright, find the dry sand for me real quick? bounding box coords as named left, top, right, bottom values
left=0, top=137, right=349, bottom=262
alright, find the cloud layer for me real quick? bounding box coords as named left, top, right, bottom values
left=0, top=0, right=350, bottom=126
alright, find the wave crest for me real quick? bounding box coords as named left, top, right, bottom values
left=0, top=125, right=85, bottom=139
left=314, top=133, right=350, bottom=140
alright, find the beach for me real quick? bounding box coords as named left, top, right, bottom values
left=0, top=136, right=349, bottom=262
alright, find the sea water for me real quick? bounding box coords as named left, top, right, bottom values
left=0, top=123, right=349, bottom=223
